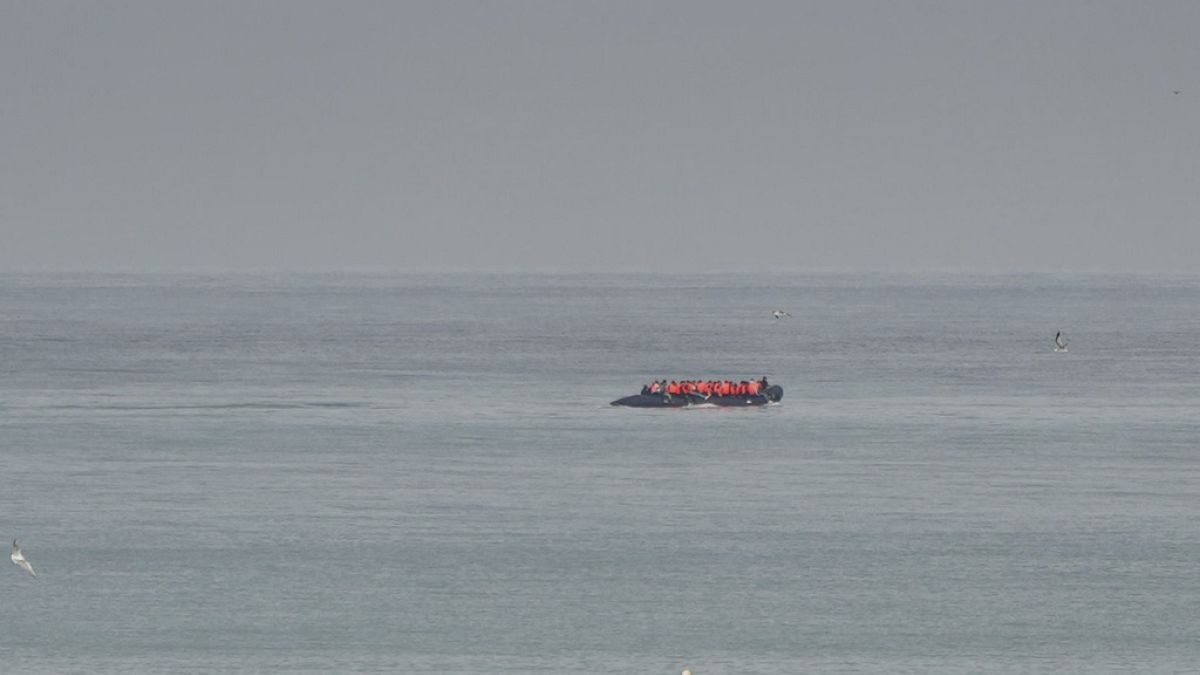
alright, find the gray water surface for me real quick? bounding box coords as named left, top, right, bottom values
left=2, top=273, right=1198, bottom=673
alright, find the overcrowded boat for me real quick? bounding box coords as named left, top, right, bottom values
left=611, top=377, right=783, bottom=407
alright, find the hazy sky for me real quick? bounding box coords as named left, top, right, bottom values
left=2, top=1, right=1197, bottom=273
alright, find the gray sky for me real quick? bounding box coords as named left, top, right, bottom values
left=2, top=1, right=1197, bottom=273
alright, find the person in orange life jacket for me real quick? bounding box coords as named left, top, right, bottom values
left=747, top=379, right=761, bottom=396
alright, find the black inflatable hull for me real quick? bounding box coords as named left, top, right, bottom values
left=611, top=385, right=783, bottom=408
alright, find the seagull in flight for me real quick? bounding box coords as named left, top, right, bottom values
left=772, top=309, right=791, bottom=319
left=11, top=540, right=36, bottom=577
left=1054, top=332, right=1068, bottom=353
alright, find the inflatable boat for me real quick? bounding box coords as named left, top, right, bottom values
left=611, top=385, right=783, bottom=408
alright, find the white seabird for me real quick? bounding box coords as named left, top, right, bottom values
left=772, top=310, right=791, bottom=319
left=1054, top=332, right=1068, bottom=352
left=11, top=540, right=36, bottom=577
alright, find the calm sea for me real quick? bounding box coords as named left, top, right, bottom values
left=1, top=273, right=1197, bottom=674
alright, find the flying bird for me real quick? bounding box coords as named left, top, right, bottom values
left=1054, top=332, right=1068, bottom=352
left=1174, top=90, right=1181, bottom=95
left=772, top=310, right=791, bottom=319
left=11, top=540, right=36, bottom=577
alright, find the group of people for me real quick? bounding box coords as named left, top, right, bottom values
left=641, top=377, right=770, bottom=398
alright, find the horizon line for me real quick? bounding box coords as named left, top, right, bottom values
left=2, top=266, right=1200, bottom=277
